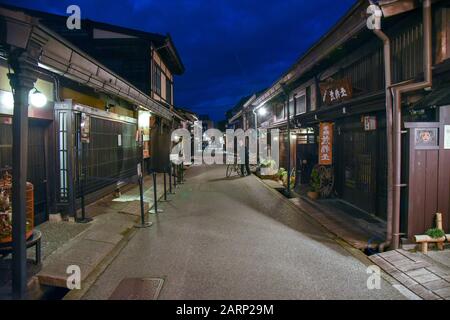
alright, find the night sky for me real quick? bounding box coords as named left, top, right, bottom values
left=1, top=0, right=355, bottom=121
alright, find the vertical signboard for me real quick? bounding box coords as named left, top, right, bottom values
left=80, top=113, right=90, bottom=143
left=319, top=122, right=333, bottom=165
left=138, top=110, right=151, bottom=158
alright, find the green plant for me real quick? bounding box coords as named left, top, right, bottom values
left=310, top=168, right=320, bottom=193
left=278, top=168, right=287, bottom=180
left=425, top=228, right=445, bottom=239
left=260, top=159, right=276, bottom=169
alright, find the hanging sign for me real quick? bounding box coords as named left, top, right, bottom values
left=80, top=113, right=90, bottom=143
left=319, top=122, right=334, bottom=165
left=320, top=79, right=353, bottom=106
left=363, top=116, right=377, bottom=131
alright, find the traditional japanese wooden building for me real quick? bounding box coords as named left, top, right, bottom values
left=0, top=4, right=186, bottom=223
left=246, top=0, right=450, bottom=249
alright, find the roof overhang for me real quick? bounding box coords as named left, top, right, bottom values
left=0, top=6, right=173, bottom=120
left=229, top=110, right=243, bottom=124
left=253, top=0, right=371, bottom=107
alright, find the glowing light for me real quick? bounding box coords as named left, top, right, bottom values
left=258, top=107, right=267, bottom=116
left=29, top=89, right=47, bottom=108
left=1, top=92, right=14, bottom=109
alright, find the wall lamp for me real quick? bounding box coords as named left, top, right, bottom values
left=29, top=88, right=48, bottom=108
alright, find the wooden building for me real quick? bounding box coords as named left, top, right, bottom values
left=0, top=4, right=187, bottom=223
left=243, top=0, right=450, bottom=248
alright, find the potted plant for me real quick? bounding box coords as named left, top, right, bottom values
left=259, top=159, right=278, bottom=178
left=278, top=168, right=287, bottom=184
left=307, top=168, right=320, bottom=200
left=279, top=168, right=296, bottom=188
left=425, top=228, right=446, bottom=240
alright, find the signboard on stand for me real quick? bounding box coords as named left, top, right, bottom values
left=319, top=122, right=334, bottom=165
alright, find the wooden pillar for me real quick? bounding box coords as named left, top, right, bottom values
left=8, top=48, right=39, bottom=299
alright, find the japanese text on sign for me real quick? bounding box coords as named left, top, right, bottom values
left=320, top=79, right=353, bottom=106
left=319, top=122, right=333, bottom=165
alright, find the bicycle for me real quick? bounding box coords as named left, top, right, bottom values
left=226, top=163, right=242, bottom=178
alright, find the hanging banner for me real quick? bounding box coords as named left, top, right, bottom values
left=319, top=122, right=333, bottom=165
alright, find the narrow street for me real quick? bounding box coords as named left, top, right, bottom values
left=83, top=166, right=404, bottom=300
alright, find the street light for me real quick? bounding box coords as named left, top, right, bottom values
left=29, top=88, right=47, bottom=108
left=258, top=107, right=267, bottom=116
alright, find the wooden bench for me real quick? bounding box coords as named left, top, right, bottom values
left=414, top=234, right=449, bottom=254
left=0, top=230, right=41, bottom=265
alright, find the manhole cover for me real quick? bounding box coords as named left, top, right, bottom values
left=109, top=278, right=164, bottom=300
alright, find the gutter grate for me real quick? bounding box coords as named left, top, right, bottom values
left=108, top=278, right=164, bottom=300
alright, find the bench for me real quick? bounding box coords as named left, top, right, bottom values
left=0, top=230, right=42, bottom=265
left=414, top=234, right=450, bottom=254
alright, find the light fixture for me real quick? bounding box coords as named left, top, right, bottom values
left=1, top=92, right=14, bottom=109
left=29, top=88, right=47, bottom=108
left=258, top=107, right=267, bottom=116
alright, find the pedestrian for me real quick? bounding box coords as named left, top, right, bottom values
left=244, top=139, right=251, bottom=176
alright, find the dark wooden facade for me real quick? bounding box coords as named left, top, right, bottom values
left=240, top=0, right=450, bottom=240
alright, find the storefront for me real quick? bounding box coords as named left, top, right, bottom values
left=55, top=100, right=139, bottom=216
left=0, top=65, right=55, bottom=225
left=334, top=112, right=387, bottom=220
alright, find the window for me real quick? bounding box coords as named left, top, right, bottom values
left=436, top=7, right=450, bottom=63
left=288, top=99, right=295, bottom=117
left=166, top=78, right=172, bottom=104
left=295, top=94, right=306, bottom=115
left=275, top=103, right=284, bottom=121
left=153, top=63, right=161, bottom=96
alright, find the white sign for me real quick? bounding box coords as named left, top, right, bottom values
left=118, top=134, right=122, bottom=147
left=445, top=125, right=450, bottom=150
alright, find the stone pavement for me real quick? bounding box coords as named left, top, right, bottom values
left=36, top=172, right=168, bottom=293
left=369, top=249, right=450, bottom=300
left=259, top=178, right=386, bottom=251
left=81, top=165, right=404, bottom=300
left=0, top=219, right=90, bottom=299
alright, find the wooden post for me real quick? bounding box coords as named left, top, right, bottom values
left=422, top=242, right=428, bottom=254
left=436, top=213, right=444, bottom=250
left=8, top=49, right=39, bottom=299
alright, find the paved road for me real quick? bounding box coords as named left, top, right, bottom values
left=83, top=165, right=404, bottom=300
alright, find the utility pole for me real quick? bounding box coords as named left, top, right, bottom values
left=281, top=83, right=291, bottom=197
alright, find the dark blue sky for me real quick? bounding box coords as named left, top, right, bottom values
left=2, top=0, right=355, bottom=120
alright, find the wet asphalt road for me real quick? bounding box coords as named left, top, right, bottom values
left=83, top=165, right=404, bottom=300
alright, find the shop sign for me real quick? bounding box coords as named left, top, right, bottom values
left=138, top=110, right=151, bottom=159
left=80, top=113, right=90, bottom=143
left=414, top=128, right=438, bottom=149
left=363, top=116, right=377, bottom=131
left=319, top=122, right=333, bottom=165
left=320, top=79, right=353, bottom=106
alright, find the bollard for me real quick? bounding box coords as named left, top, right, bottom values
left=173, top=164, right=178, bottom=188
left=160, top=171, right=171, bottom=202
left=135, top=163, right=152, bottom=228
left=149, top=172, right=163, bottom=214
left=177, top=165, right=183, bottom=184
left=168, top=164, right=175, bottom=194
